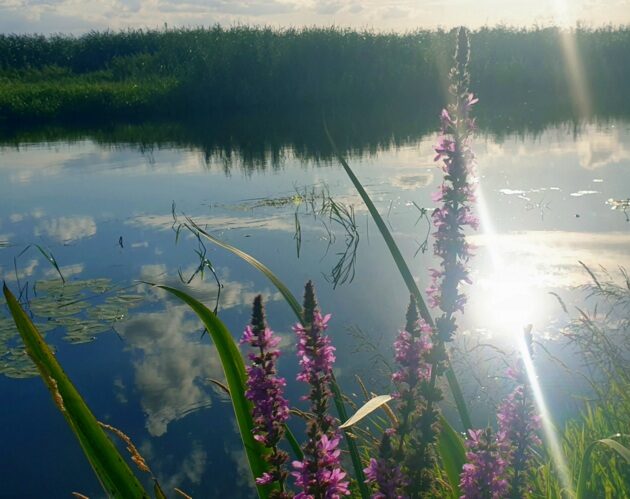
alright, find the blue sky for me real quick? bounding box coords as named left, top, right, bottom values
left=0, top=0, right=628, bottom=34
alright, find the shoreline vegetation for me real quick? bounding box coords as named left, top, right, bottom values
left=2, top=27, right=629, bottom=497
left=1, top=25, right=630, bottom=125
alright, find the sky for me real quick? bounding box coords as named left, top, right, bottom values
left=0, top=0, right=628, bottom=34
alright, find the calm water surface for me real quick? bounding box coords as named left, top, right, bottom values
left=1, top=117, right=629, bottom=496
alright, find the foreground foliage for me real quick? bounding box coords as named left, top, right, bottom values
left=2, top=27, right=628, bottom=499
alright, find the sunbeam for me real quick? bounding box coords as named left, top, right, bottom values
left=518, top=332, right=574, bottom=495
left=472, top=184, right=548, bottom=339
left=553, top=0, right=592, bottom=118
left=474, top=180, right=574, bottom=494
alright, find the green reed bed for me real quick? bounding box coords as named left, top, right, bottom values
left=1, top=25, right=630, bottom=122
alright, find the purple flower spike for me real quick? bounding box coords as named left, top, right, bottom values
left=459, top=428, right=508, bottom=499
left=364, top=433, right=408, bottom=499
left=497, top=369, right=541, bottom=497
left=428, top=28, right=479, bottom=344
left=241, top=295, right=290, bottom=496
left=292, top=282, right=349, bottom=499
left=391, top=321, right=433, bottom=387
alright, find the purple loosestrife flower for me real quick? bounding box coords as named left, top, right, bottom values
left=386, top=299, right=439, bottom=497
left=429, top=27, right=479, bottom=343
left=496, top=368, right=541, bottom=498
left=364, top=433, right=408, bottom=499
left=291, top=282, right=349, bottom=499
left=391, top=323, right=433, bottom=386
left=459, top=428, right=508, bottom=499
left=241, top=295, right=290, bottom=496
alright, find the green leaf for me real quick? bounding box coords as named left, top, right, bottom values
left=437, top=415, right=466, bottom=498
left=35, top=244, right=65, bottom=284
left=284, top=424, right=305, bottom=461
left=181, top=221, right=370, bottom=499
left=153, top=481, right=168, bottom=499
left=2, top=283, right=148, bottom=498
left=576, top=434, right=630, bottom=499
left=325, top=125, right=473, bottom=431
left=339, top=395, right=393, bottom=429
left=154, top=284, right=271, bottom=498
left=184, top=218, right=302, bottom=320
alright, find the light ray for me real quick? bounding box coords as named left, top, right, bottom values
left=518, top=332, right=574, bottom=495
left=473, top=184, right=545, bottom=338
left=553, top=0, right=592, bottom=118
left=474, top=180, right=574, bottom=494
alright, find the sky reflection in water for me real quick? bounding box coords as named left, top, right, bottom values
left=0, top=119, right=629, bottom=496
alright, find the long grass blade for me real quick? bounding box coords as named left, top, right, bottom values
left=576, top=434, right=630, bottom=499
left=179, top=222, right=370, bottom=498
left=34, top=244, right=65, bottom=284
left=3, top=283, right=148, bottom=498
left=184, top=218, right=302, bottom=320
left=324, top=124, right=473, bottom=431
left=154, top=284, right=271, bottom=498
left=437, top=415, right=466, bottom=498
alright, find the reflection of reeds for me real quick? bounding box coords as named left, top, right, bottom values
left=320, top=197, right=360, bottom=289
left=171, top=210, right=223, bottom=313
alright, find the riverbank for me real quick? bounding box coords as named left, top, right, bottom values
left=1, top=26, right=629, bottom=123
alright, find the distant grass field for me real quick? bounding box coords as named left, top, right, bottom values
left=1, top=26, right=629, bottom=123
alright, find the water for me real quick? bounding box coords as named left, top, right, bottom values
left=1, top=115, right=629, bottom=496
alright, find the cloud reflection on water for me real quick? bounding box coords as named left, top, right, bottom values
left=118, top=266, right=283, bottom=436
left=119, top=305, right=222, bottom=437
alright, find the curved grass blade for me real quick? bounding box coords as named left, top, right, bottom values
left=324, top=124, right=473, bottom=431
left=576, top=434, right=630, bottom=499
left=184, top=218, right=302, bottom=320
left=437, top=415, right=466, bottom=498
left=208, top=377, right=304, bottom=461
left=153, top=482, right=167, bottom=499
left=284, top=424, right=304, bottom=461
left=179, top=220, right=370, bottom=498
left=35, top=244, right=65, bottom=284
left=154, top=284, right=271, bottom=498
left=339, top=395, right=392, bottom=429
left=179, top=243, right=369, bottom=495
left=3, top=283, right=148, bottom=498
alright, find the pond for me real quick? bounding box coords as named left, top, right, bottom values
left=1, top=111, right=629, bottom=497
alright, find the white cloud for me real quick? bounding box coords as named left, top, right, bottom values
left=119, top=305, right=224, bottom=436
left=43, top=262, right=84, bottom=278
left=390, top=172, right=434, bottom=190
left=469, top=230, right=630, bottom=288
left=160, top=441, right=208, bottom=491
left=122, top=267, right=283, bottom=436
left=576, top=126, right=630, bottom=169
left=35, top=216, right=97, bottom=243
left=3, top=258, right=39, bottom=281
left=0, top=0, right=628, bottom=34
left=140, top=264, right=283, bottom=310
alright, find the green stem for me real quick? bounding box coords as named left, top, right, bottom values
left=325, top=123, right=472, bottom=431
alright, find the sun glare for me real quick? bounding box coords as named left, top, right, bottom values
left=473, top=185, right=548, bottom=340
left=475, top=181, right=574, bottom=495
